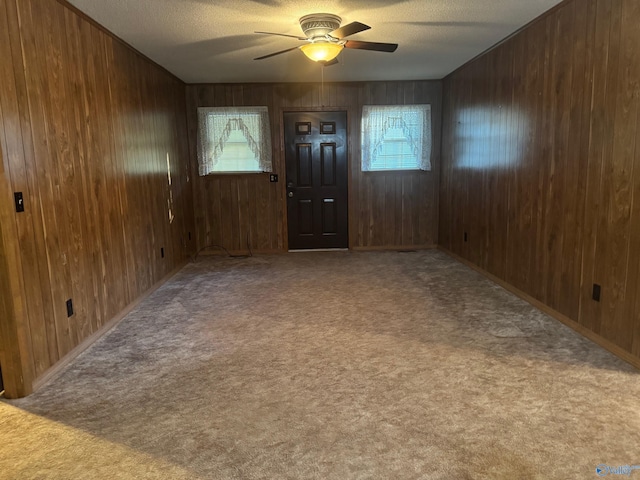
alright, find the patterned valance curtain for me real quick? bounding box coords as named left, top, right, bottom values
left=361, top=104, right=432, bottom=171
left=197, top=106, right=272, bottom=175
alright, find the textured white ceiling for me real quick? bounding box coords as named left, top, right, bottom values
left=66, top=0, right=562, bottom=84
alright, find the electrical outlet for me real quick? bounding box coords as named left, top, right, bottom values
left=592, top=284, right=601, bottom=302
left=269, top=174, right=278, bottom=183
left=66, top=299, right=74, bottom=317
left=14, top=192, right=24, bottom=213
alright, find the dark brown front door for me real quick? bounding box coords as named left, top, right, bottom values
left=284, top=111, right=348, bottom=250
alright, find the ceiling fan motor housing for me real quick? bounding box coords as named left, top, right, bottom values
left=299, top=14, right=342, bottom=39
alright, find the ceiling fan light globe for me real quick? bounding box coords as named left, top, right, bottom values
left=300, top=43, right=343, bottom=62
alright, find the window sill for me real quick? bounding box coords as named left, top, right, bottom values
left=200, top=171, right=267, bottom=176
left=362, top=169, right=431, bottom=173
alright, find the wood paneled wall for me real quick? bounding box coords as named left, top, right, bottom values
left=0, top=145, right=33, bottom=396
left=440, top=0, right=640, bottom=363
left=0, top=0, right=192, bottom=397
left=186, top=81, right=442, bottom=253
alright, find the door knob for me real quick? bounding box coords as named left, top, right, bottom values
left=288, top=191, right=294, bottom=198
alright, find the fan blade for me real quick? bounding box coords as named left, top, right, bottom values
left=254, top=46, right=300, bottom=60
left=255, top=31, right=307, bottom=41
left=321, top=58, right=339, bottom=67
left=330, top=21, right=370, bottom=39
left=344, top=40, right=398, bottom=52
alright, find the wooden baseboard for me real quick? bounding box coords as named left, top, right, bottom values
left=352, top=244, right=438, bottom=252
left=31, top=260, right=189, bottom=392
left=438, top=246, right=640, bottom=371
left=196, top=246, right=439, bottom=255
left=195, top=248, right=284, bottom=257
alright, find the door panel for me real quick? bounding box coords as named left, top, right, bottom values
left=297, top=144, right=313, bottom=187
left=322, top=199, right=337, bottom=234
left=298, top=200, right=314, bottom=235
left=321, top=144, right=337, bottom=186
left=285, top=111, right=348, bottom=249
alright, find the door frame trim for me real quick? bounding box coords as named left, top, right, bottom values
left=279, top=107, right=351, bottom=251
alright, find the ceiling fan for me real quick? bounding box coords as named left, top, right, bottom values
left=254, top=13, right=398, bottom=65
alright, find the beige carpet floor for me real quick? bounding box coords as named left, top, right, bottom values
left=1, top=250, right=639, bottom=479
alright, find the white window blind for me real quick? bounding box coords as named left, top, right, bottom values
left=197, top=106, right=272, bottom=175
left=361, top=105, right=432, bottom=172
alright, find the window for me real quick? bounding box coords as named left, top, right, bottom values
left=197, top=107, right=272, bottom=175
left=361, top=105, right=432, bottom=172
